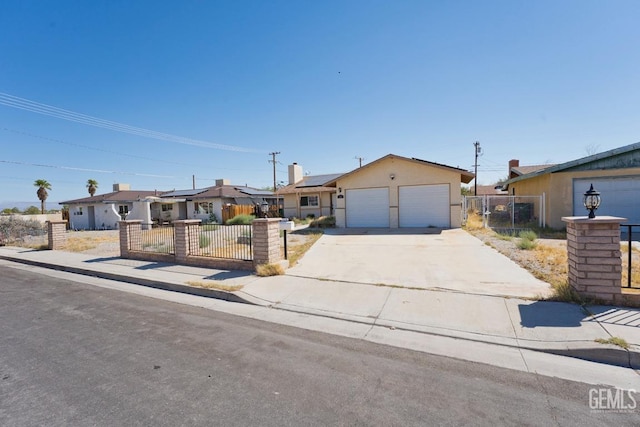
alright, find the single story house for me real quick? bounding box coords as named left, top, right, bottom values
left=163, top=179, right=276, bottom=223
left=60, top=184, right=168, bottom=230
left=277, top=163, right=343, bottom=219
left=502, top=142, right=640, bottom=229
left=61, top=181, right=276, bottom=230
left=326, top=154, right=474, bottom=228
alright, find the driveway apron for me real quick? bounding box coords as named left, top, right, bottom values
left=286, top=228, right=552, bottom=298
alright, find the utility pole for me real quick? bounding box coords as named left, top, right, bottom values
left=473, top=141, right=482, bottom=196
left=192, top=174, right=196, bottom=190
left=354, top=156, right=365, bottom=168
left=269, top=152, right=281, bottom=216
left=269, top=152, right=280, bottom=191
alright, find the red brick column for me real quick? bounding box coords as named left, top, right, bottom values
left=252, top=218, right=282, bottom=266
left=562, top=216, right=626, bottom=303
left=174, top=220, right=201, bottom=263
left=119, top=220, right=143, bottom=257
left=47, top=220, right=68, bottom=250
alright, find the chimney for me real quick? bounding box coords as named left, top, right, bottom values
left=508, top=159, right=519, bottom=179
left=113, top=183, right=130, bottom=191
left=288, top=163, right=303, bottom=185
left=215, top=179, right=230, bottom=187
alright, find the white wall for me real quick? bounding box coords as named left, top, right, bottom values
left=2, top=213, right=62, bottom=224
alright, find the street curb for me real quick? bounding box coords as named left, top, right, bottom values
left=2, top=254, right=638, bottom=370
left=0, top=255, right=253, bottom=305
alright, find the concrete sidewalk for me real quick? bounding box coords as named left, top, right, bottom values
left=1, top=245, right=639, bottom=372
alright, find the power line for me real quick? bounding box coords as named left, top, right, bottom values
left=0, top=92, right=266, bottom=153
left=0, top=127, right=257, bottom=171
left=0, top=159, right=177, bottom=178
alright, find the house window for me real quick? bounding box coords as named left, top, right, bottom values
left=161, top=204, right=173, bottom=212
left=118, top=205, right=129, bottom=215
left=77, top=207, right=83, bottom=215
left=300, top=195, right=319, bottom=207
left=197, top=202, right=212, bottom=214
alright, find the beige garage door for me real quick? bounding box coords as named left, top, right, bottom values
left=346, top=188, right=389, bottom=227
left=399, top=184, right=450, bottom=227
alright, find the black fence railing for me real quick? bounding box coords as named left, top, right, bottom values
left=621, top=224, right=639, bottom=289
left=140, top=225, right=176, bottom=254
left=189, top=224, right=253, bottom=261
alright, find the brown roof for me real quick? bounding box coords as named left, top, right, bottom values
left=60, top=190, right=163, bottom=205
left=277, top=185, right=336, bottom=195
left=474, top=185, right=508, bottom=196
left=510, top=164, right=556, bottom=177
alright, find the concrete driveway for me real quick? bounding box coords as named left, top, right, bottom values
left=287, top=228, right=553, bottom=298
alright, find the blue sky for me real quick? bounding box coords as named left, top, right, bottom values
left=1, top=0, right=639, bottom=208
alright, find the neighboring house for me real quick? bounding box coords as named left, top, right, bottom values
left=327, top=154, right=475, bottom=228
left=474, top=185, right=508, bottom=196
left=502, top=142, right=640, bottom=229
left=163, top=179, right=276, bottom=223
left=60, top=184, right=165, bottom=230
left=277, top=163, right=343, bottom=219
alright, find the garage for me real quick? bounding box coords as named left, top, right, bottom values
left=573, top=177, right=640, bottom=224
left=399, top=184, right=450, bottom=227
left=346, top=188, right=389, bottom=227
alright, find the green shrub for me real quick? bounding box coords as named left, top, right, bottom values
left=517, top=238, right=537, bottom=250
left=201, top=224, right=219, bottom=231
left=199, top=233, right=210, bottom=248
left=518, top=230, right=538, bottom=241
left=226, top=214, right=255, bottom=225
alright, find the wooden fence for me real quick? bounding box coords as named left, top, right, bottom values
left=221, top=204, right=282, bottom=223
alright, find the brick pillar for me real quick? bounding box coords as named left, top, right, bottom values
left=47, top=220, right=68, bottom=250
left=119, top=220, right=143, bottom=258
left=253, top=218, right=283, bottom=266
left=174, top=220, right=201, bottom=263
left=562, top=216, right=626, bottom=303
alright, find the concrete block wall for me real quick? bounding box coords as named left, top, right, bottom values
left=562, top=216, right=625, bottom=303
left=47, top=220, right=68, bottom=250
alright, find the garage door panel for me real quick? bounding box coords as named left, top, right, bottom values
left=346, top=188, right=389, bottom=227
left=573, top=178, right=640, bottom=223
left=399, top=184, right=450, bottom=228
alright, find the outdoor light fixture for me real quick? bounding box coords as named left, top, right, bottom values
left=390, top=173, right=395, bottom=180
left=260, top=201, right=269, bottom=218
left=583, top=184, right=601, bottom=219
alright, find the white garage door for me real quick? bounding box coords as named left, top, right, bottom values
left=399, top=184, right=450, bottom=228
left=346, top=188, right=389, bottom=227
left=573, top=177, right=640, bottom=224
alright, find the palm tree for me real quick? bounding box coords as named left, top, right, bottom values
left=34, top=179, right=51, bottom=214
left=86, top=179, right=99, bottom=197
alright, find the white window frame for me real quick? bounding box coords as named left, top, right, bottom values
left=300, top=195, right=319, bottom=207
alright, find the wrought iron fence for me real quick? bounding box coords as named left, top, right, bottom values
left=621, top=224, right=640, bottom=289
left=190, top=224, right=253, bottom=261
left=140, top=225, right=175, bottom=254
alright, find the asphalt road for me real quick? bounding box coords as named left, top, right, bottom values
left=1, top=265, right=638, bottom=426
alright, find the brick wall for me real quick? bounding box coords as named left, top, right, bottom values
left=563, top=216, right=625, bottom=303
left=47, top=220, right=68, bottom=250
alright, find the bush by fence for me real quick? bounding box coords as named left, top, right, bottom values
left=0, top=217, right=47, bottom=246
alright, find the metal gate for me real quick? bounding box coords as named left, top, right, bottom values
left=463, top=195, right=545, bottom=230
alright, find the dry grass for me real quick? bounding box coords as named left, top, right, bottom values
left=595, top=336, right=630, bottom=350
left=185, top=280, right=244, bottom=292
left=63, top=233, right=119, bottom=252
left=285, top=231, right=323, bottom=266
left=256, top=263, right=285, bottom=277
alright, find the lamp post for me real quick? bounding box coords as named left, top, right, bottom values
left=260, top=201, right=269, bottom=218
left=583, top=184, right=601, bottom=219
